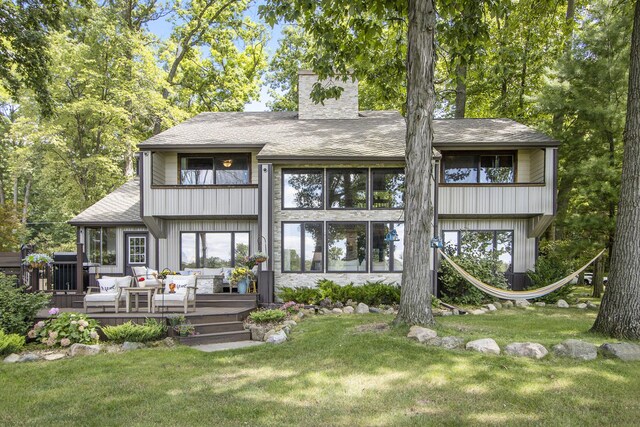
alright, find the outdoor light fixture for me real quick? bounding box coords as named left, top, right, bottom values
left=384, top=229, right=400, bottom=242
left=222, top=159, right=233, bottom=168
left=430, top=237, right=443, bottom=249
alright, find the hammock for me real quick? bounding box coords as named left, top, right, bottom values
left=437, top=248, right=605, bottom=300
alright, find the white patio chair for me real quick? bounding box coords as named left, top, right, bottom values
left=84, top=276, right=132, bottom=313
left=152, top=274, right=197, bottom=314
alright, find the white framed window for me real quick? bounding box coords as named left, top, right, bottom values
left=128, top=236, right=147, bottom=265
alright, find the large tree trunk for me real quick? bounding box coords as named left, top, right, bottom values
left=395, top=0, right=435, bottom=326
left=454, top=62, right=467, bottom=118
left=591, top=0, right=640, bottom=339
left=592, top=257, right=604, bottom=299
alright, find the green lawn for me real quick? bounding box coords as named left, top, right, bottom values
left=2, top=308, right=639, bottom=426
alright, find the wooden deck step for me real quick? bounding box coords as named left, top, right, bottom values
left=195, top=299, right=257, bottom=308
left=177, top=330, right=251, bottom=345
left=187, top=321, right=245, bottom=335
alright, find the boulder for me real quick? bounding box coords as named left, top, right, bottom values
left=515, top=299, right=531, bottom=308
left=484, top=304, right=497, bottom=312
left=250, top=325, right=267, bottom=341
left=576, top=303, right=588, bottom=309
left=345, top=299, right=356, bottom=307
left=552, top=339, right=598, bottom=360
left=407, top=326, right=438, bottom=343
left=557, top=299, right=570, bottom=308
left=440, top=311, right=453, bottom=317
left=369, top=307, right=382, bottom=314
left=69, top=343, right=101, bottom=357
left=266, top=330, right=287, bottom=344
left=534, top=302, right=546, bottom=307
left=493, top=302, right=503, bottom=309
left=599, top=343, right=640, bottom=361
left=424, top=337, right=443, bottom=346
left=334, top=301, right=344, bottom=309
left=163, top=337, right=176, bottom=347
left=504, top=342, right=548, bottom=359
left=343, top=306, right=355, bottom=314
left=466, top=338, right=500, bottom=355
left=470, top=309, right=486, bottom=315
left=321, top=308, right=332, bottom=315
left=18, top=353, right=41, bottom=363
left=452, top=309, right=460, bottom=315
left=502, top=301, right=514, bottom=308
left=586, top=301, right=598, bottom=310
left=264, top=329, right=277, bottom=341
left=384, top=308, right=395, bottom=315
left=43, top=353, right=66, bottom=361
left=440, top=336, right=465, bottom=350
left=283, top=320, right=297, bottom=327
left=3, top=354, right=20, bottom=363
left=332, top=308, right=343, bottom=314
left=105, top=345, right=123, bottom=354
left=355, top=303, right=370, bottom=314
left=122, top=342, right=145, bottom=352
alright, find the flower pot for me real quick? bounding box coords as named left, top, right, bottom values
left=237, top=278, right=248, bottom=294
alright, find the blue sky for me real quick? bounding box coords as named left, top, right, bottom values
left=145, top=1, right=283, bottom=112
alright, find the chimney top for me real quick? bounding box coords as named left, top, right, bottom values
left=297, top=70, right=359, bottom=120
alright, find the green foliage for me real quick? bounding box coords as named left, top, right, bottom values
left=278, top=280, right=400, bottom=306
left=527, top=241, right=577, bottom=304
left=101, top=319, right=166, bottom=343
left=0, top=330, right=25, bottom=355
left=438, top=256, right=508, bottom=306
left=31, top=312, right=100, bottom=347
left=248, top=309, right=287, bottom=324
left=0, top=273, right=50, bottom=335
left=278, top=287, right=323, bottom=305
left=0, top=203, right=26, bottom=251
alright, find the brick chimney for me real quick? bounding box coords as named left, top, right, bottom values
left=297, top=70, right=359, bottom=119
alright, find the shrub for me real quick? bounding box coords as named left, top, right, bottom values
left=101, top=319, right=166, bottom=343
left=278, top=280, right=401, bottom=306
left=0, top=273, right=51, bottom=335
left=0, top=330, right=25, bottom=355
left=278, top=287, right=322, bottom=305
left=528, top=241, right=576, bottom=303
left=30, top=312, right=100, bottom=347
left=281, top=301, right=304, bottom=314
left=248, top=309, right=287, bottom=324
left=438, top=255, right=508, bottom=306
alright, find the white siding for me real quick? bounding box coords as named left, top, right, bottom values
left=85, top=226, right=156, bottom=276
left=152, top=153, right=165, bottom=185
left=530, top=149, right=545, bottom=183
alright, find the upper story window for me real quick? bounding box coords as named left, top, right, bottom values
left=327, top=169, right=367, bottom=209
left=442, top=153, right=515, bottom=184
left=282, top=169, right=324, bottom=209
left=179, top=154, right=250, bottom=185
left=372, top=169, right=405, bottom=209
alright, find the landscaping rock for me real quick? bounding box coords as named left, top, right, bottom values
left=321, top=308, right=332, bottom=315
left=470, top=309, right=486, bottom=315
left=122, top=342, right=145, bottom=352
left=18, top=353, right=41, bottom=363
left=355, top=303, right=370, bottom=314
left=302, top=308, right=315, bottom=317
left=440, top=336, right=465, bottom=350
left=105, top=345, right=122, bottom=354
left=283, top=320, right=297, bottom=327
left=407, top=326, right=438, bottom=343
left=384, top=308, right=395, bottom=315
left=440, top=311, right=453, bottom=317
left=334, top=301, right=344, bottom=309
left=3, top=354, right=20, bottom=363
left=557, top=300, right=570, bottom=308
left=69, top=343, right=101, bottom=357
left=264, top=329, right=277, bottom=341
left=484, top=304, right=497, bottom=312
left=502, top=301, right=514, bottom=308
left=452, top=309, right=460, bottom=315
left=369, top=307, right=382, bottom=314
left=424, top=337, right=443, bottom=346
left=43, top=353, right=66, bottom=361
left=534, top=302, right=546, bottom=307
left=163, top=337, right=176, bottom=347
left=250, top=325, right=267, bottom=341
left=552, top=339, right=598, bottom=360
left=599, top=343, right=640, bottom=361
left=515, top=299, right=531, bottom=308
left=319, top=298, right=332, bottom=308
left=343, top=306, right=354, bottom=314
left=493, top=302, right=503, bottom=309
left=346, top=299, right=356, bottom=307
left=332, top=308, right=343, bottom=314
left=576, top=303, right=588, bottom=309
left=466, top=338, right=501, bottom=355
left=504, top=342, right=548, bottom=359
left=586, top=301, right=598, bottom=310
left=266, top=330, right=287, bottom=344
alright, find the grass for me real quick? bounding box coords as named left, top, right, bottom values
left=1, top=308, right=639, bottom=426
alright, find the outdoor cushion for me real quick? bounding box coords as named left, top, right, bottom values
left=85, top=292, right=124, bottom=302
left=97, top=278, right=118, bottom=293
left=203, top=268, right=223, bottom=277
left=153, top=293, right=193, bottom=302
left=164, top=275, right=195, bottom=294
left=102, top=276, right=132, bottom=289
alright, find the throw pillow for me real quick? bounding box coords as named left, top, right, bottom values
left=97, top=278, right=118, bottom=294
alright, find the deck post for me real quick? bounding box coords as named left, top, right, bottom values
left=76, top=242, right=84, bottom=294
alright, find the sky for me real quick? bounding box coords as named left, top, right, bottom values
left=145, top=1, right=284, bottom=112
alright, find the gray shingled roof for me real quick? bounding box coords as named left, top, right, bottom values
left=138, top=111, right=557, bottom=159
left=68, top=178, right=142, bottom=225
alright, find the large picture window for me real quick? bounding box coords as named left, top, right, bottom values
left=180, top=231, right=249, bottom=269
left=372, top=169, right=405, bottom=209
left=371, top=223, right=404, bottom=272
left=282, top=222, right=324, bottom=272
left=282, top=170, right=324, bottom=209
left=442, top=153, right=515, bottom=184
left=327, top=222, right=367, bottom=272
left=443, top=230, right=513, bottom=275
left=327, top=170, right=367, bottom=209
left=180, top=154, right=250, bottom=185
left=86, top=227, right=116, bottom=265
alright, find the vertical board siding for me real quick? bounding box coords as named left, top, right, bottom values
left=517, top=149, right=532, bottom=182
left=438, top=218, right=536, bottom=273
left=530, top=149, right=545, bottom=183
left=94, top=226, right=155, bottom=275
left=165, top=153, right=178, bottom=185
left=146, top=187, right=258, bottom=216
left=152, top=153, right=165, bottom=185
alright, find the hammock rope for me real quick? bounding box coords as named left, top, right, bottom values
left=437, top=248, right=606, bottom=300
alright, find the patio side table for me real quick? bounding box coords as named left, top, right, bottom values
left=123, top=286, right=159, bottom=313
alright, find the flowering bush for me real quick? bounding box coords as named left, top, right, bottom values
left=230, top=267, right=255, bottom=286
left=29, top=312, right=100, bottom=347
left=281, top=301, right=304, bottom=315
left=239, top=252, right=268, bottom=269
left=21, top=253, right=53, bottom=268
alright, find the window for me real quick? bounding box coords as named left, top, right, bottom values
left=372, top=223, right=404, bottom=272
left=327, top=223, right=367, bottom=272
left=443, top=230, right=513, bottom=275
left=179, top=154, right=250, bottom=185
left=127, top=236, right=147, bottom=265
left=282, top=222, right=323, bottom=272
left=282, top=170, right=324, bottom=209
left=327, top=170, right=368, bottom=209
left=180, top=231, right=250, bottom=269
left=372, top=169, right=405, bottom=209
left=442, top=153, right=515, bottom=184
left=86, top=227, right=116, bottom=265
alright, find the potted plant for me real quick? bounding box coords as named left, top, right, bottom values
left=22, top=253, right=53, bottom=270
left=230, top=267, right=255, bottom=294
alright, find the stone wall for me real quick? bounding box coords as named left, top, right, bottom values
left=298, top=71, right=359, bottom=120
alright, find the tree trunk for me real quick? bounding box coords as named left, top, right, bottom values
left=21, top=178, right=31, bottom=224
left=592, top=257, right=604, bottom=298
left=592, top=0, right=640, bottom=339
left=454, top=62, right=467, bottom=118
left=395, top=0, right=435, bottom=326
left=0, top=176, right=5, bottom=205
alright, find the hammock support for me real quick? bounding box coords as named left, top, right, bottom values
left=437, top=249, right=606, bottom=300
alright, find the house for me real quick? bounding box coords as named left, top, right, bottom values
left=69, top=70, right=558, bottom=302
